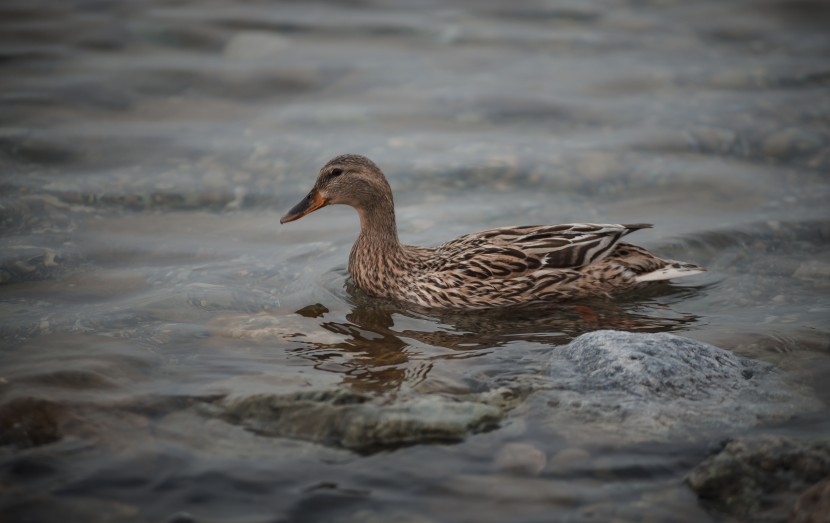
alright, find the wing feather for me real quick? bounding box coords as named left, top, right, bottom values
left=433, top=223, right=649, bottom=280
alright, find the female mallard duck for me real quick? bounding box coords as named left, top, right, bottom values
left=280, top=154, right=705, bottom=309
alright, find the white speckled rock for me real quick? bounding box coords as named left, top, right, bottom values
left=560, top=330, right=765, bottom=400
left=543, top=330, right=820, bottom=444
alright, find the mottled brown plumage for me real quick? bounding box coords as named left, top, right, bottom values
left=280, top=154, right=705, bottom=309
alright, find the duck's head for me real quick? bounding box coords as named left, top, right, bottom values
left=280, top=154, right=392, bottom=224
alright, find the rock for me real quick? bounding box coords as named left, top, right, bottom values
left=544, top=331, right=819, bottom=444
left=574, top=152, right=618, bottom=181
left=549, top=447, right=591, bottom=471
left=0, top=244, right=78, bottom=284
left=442, top=473, right=579, bottom=505
left=0, top=397, right=63, bottom=448
left=295, top=303, right=330, bottom=318
left=762, top=128, right=823, bottom=160
left=691, top=127, right=737, bottom=154
left=217, top=389, right=501, bottom=452
left=687, top=436, right=830, bottom=523
left=223, top=31, right=290, bottom=60
left=574, top=483, right=712, bottom=523
left=494, top=442, right=547, bottom=475
left=560, top=330, right=765, bottom=400
left=793, top=260, right=830, bottom=287
left=791, top=479, right=830, bottom=523
left=211, top=312, right=344, bottom=344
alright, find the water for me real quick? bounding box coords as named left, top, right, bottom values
left=1, top=0, right=829, bottom=521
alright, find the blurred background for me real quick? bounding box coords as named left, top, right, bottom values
left=1, top=0, right=829, bottom=522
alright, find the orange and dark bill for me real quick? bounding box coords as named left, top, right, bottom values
left=280, top=189, right=328, bottom=224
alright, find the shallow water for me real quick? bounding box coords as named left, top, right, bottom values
left=1, top=0, right=829, bottom=521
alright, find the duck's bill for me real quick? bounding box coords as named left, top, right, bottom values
left=280, top=190, right=328, bottom=224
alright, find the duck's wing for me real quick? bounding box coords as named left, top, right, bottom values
left=433, top=223, right=652, bottom=279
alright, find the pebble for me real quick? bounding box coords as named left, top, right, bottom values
left=575, top=152, right=618, bottom=181
left=692, top=127, right=737, bottom=153
left=223, top=31, right=291, bottom=59
left=791, top=478, right=830, bottom=523
left=549, top=447, right=592, bottom=470
left=494, top=442, right=547, bottom=475
left=212, top=313, right=344, bottom=345
left=793, top=261, right=830, bottom=287
left=763, top=128, right=823, bottom=159
left=0, top=397, right=63, bottom=448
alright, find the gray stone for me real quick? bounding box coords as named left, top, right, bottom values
left=493, top=442, right=547, bottom=475
left=763, top=128, right=823, bottom=159
left=560, top=330, right=766, bottom=400
left=544, top=330, right=819, bottom=443
left=691, top=127, right=737, bottom=153
left=223, top=31, right=290, bottom=60
left=687, top=436, right=830, bottom=523
left=793, top=260, right=830, bottom=287
left=0, top=244, right=78, bottom=284
left=548, top=447, right=591, bottom=471
left=218, top=389, right=501, bottom=452
left=0, top=397, right=63, bottom=448
left=791, top=478, right=830, bottom=523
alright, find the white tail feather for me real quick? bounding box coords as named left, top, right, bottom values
left=635, top=266, right=706, bottom=283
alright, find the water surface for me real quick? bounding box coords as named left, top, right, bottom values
left=2, top=0, right=829, bottom=521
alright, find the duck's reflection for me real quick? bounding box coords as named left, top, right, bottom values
left=290, top=281, right=702, bottom=393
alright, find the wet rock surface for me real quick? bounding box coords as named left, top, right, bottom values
left=0, top=397, right=64, bottom=448
left=791, top=478, right=830, bottom=523
left=214, top=389, right=503, bottom=452
left=0, top=242, right=84, bottom=284
left=544, top=331, right=819, bottom=443
left=688, top=435, right=830, bottom=523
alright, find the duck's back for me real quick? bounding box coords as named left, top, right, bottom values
left=389, top=223, right=703, bottom=308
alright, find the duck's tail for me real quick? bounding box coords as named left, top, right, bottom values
left=635, top=260, right=706, bottom=282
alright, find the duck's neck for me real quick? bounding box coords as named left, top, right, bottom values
left=348, top=198, right=407, bottom=296
left=356, top=197, right=401, bottom=251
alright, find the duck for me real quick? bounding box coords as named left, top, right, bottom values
left=280, top=154, right=705, bottom=309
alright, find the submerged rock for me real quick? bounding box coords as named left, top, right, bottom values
left=762, top=128, right=823, bottom=160
left=687, top=436, right=830, bottom=523
left=559, top=330, right=769, bottom=401
left=793, top=260, right=830, bottom=287
left=0, top=243, right=80, bottom=285
left=223, top=31, right=291, bottom=59
left=791, top=478, right=830, bottom=523
left=217, top=389, right=501, bottom=452
left=0, top=397, right=63, bottom=448
left=494, top=442, right=547, bottom=475
left=544, top=330, right=819, bottom=444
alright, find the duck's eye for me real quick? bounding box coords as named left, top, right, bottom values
left=329, top=168, right=343, bottom=177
